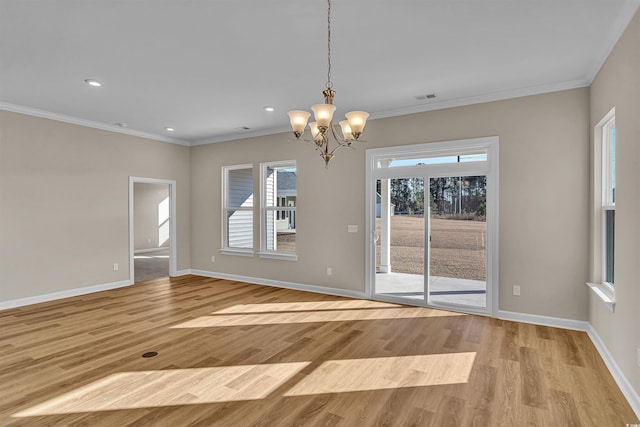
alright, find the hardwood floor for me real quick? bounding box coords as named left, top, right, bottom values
left=0, top=275, right=637, bottom=426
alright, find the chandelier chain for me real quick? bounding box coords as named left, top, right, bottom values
left=326, top=0, right=333, bottom=89
left=286, top=0, right=369, bottom=167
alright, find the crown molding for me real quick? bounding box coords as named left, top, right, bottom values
left=190, top=79, right=591, bottom=147
left=584, top=0, right=640, bottom=84
left=0, top=77, right=602, bottom=148
left=190, top=125, right=292, bottom=146
left=368, top=79, right=591, bottom=122
left=0, top=102, right=191, bottom=146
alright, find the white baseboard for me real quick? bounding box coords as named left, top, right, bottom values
left=173, top=269, right=192, bottom=277
left=190, top=269, right=366, bottom=300
left=0, top=279, right=133, bottom=311
left=586, top=324, right=640, bottom=419
left=497, top=310, right=589, bottom=331
left=497, top=310, right=639, bottom=419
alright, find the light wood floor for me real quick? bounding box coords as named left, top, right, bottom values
left=1, top=275, right=637, bottom=426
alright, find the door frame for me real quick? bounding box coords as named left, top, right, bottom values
left=129, top=176, right=177, bottom=283
left=365, top=137, right=499, bottom=316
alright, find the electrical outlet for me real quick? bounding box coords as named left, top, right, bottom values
left=326, top=267, right=332, bottom=276
left=211, top=256, right=216, bottom=263
left=113, top=263, right=119, bottom=271
left=348, top=224, right=358, bottom=233
left=513, top=285, right=521, bottom=296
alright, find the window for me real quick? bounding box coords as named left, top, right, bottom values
left=222, top=165, right=254, bottom=255
left=375, top=150, right=487, bottom=168
left=260, top=161, right=297, bottom=260
left=602, top=115, right=615, bottom=285
left=587, top=110, right=616, bottom=311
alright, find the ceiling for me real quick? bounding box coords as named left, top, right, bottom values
left=1, top=0, right=638, bottom=146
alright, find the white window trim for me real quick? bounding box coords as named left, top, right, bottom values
left=257, top=251, right=298, bottom=261
left=258, top=160, right=298, bottom=261
left=219, top=248, right=255, bottom=257
left=586, top=282, right=615, bottom=312
left=221, top=164, right=254, bottom=255
left=588, top=108, right=615, bottom=310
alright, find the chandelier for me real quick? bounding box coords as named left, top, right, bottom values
left=287, top=0, right=369, bottom=167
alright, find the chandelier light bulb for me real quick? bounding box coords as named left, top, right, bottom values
left=339, top=120, right=354, bottom=140
left=345, top=111, right=369, bottom=135
left=308, top=121, right=323, bottom=142
left=311, top=104, right=336, bottom=128
left=288, top=111, right=311, bottom=137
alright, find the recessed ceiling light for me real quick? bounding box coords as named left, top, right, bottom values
left=234, top=126, right=251, bottom=131
left=264, top=106, right=275, bottom=112
left=84, top=79, right=102, bottom=87
left=164, top=127, right=175, bottom=132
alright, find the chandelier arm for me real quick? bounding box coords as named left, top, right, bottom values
left=329, top=141, right=351, bottom=157
left=329, top=122, right=348, bottom=145
left=316, top=134, right=330, bottom=154
left=297, top=137, right=326, bottom=153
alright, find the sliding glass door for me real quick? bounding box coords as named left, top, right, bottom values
left=366, top=137, right=498, bottom=315
left=374, top=177, right=426, bottom=303
left=427, top=175, right=487, bottom=309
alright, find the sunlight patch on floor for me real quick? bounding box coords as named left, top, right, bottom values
left=172, top=307, right=464, bottom=328
left=284, top=353, right=476, bottom=395
left=213, top=300, right=399, bottom=314
left=134, top=255, right=169, bottom=259
left=13, top=362, right=309, bottom=416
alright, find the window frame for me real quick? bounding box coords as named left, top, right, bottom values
left=258, top=160, right=298, bottom=261
left=220, top=164, right=255, bottom=257
left=587, top=108, right=615, bottom=311
left=601, top=115, right=615, bottom=287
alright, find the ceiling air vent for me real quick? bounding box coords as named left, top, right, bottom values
left=415, top=94, right=437, bottom=101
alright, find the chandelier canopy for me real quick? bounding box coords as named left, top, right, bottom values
left=287, top=0, right=369, bottom=167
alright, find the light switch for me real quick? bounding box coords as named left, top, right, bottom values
left=348, top=225, right=358, bottom=233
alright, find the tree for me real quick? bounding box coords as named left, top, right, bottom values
left=391, top=178, right=411, bottom=213
left=410, top=177, right=424, bottom=214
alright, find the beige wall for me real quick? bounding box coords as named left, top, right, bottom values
left=134, top=183, right=170, bottom=251
left=0, top=111, right=191, bottom=302
left=0, top=86, right=592, bottom=322
left=190, top=88, right=590, bottom=320
left=589, top=10, right=640, bottom=397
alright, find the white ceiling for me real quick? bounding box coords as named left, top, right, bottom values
left=1, top=0, right=638, bottom=146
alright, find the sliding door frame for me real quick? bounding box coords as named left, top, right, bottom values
left=365, top=137, right=499, bottom=316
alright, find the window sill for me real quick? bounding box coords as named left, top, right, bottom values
left=219, top=248, right=254, bottom=257
left=257, top=251, right=298, bottom=261
left=586, top=282, right=615, bottom=312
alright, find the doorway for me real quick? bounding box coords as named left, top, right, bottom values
left=366, top=138, right=498, bottom=316
left=129, top=177, right=177, bottom=283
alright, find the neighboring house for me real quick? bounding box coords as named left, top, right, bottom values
left=276, top=171, right=296, bottom=231
left=375, top=192, right=395, bottom=218
left=227, top=168, right=254, bottom=249
left=229, top=169, right=296, bottom=250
